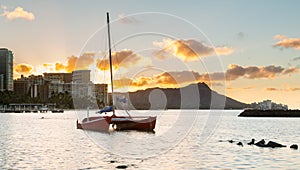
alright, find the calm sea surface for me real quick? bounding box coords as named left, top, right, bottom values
left=1, top=110, right=300, bottom=169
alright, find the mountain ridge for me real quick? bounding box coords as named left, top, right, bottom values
left=115, top=82, right=248, bottom=110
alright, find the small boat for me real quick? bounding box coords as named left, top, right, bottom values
left=76, top=12, right=156, bottom=132
left=40, top=106, right=48, bottom=113
left=52, top=109, right=64, bottom=113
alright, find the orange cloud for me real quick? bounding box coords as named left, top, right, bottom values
left=97, top=49, right=141, bottom=70
left=55, top=62, right=65, bottom=71
left=286, top=87, right=300, bottom=91
left=64, top=56, right=77, bottom=72
left=153, top=39, right=233, bottom=61
left=15, top=63, right=33, bottom=74
left=155, top=71, right=207, bottom=85
left=131, top=77, right=152, bottom=87
left=43, top=63, right=52, bottom=67
left=113, top=64, right=298, bottom=89
left=265, top=87, right=300, bottom=92
left=113, top=78, right=132, bottom=89
left=114, top=71, right=215, bottom=90
left=265, top=87, right=278, bottom=91
left=226, top=64, right=297, bottom=80
left=273, top=35, right=300, bottom=49
left=42, top=53, right=95, bottom=73
left=273, top=35, right=287, bottom=39
left=226, top=86, right=253, bottom=90
left=1, top=6, right=35, bottom=21
left=215, top=46, right=234, bottom=56
left=70, top=52, right=95, bottom=72
left=283, top=67, right=299, bottom=75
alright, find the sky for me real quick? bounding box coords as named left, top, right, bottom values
left=1, top=0, right=300, bottom=108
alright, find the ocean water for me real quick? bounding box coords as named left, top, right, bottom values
left=1, top=110, right=300, bottom=169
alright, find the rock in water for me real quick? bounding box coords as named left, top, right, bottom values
left=290, top=144, right=298, bottom=150
left=266, top=141, right=286, bottom=148
left=248, top=139, right=255, bottom=145
left=255, top=139, right=265, bottom=147
left=237, top=142, right=243, bottom=147
left=116, top=165, right=128, bottom=169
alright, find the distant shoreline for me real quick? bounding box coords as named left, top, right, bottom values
left=238, top=109, right=300, bottom=117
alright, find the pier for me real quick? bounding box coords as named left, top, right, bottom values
left=0, top=103, right=63, bottom=113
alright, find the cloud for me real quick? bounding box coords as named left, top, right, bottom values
left=43, top=63, right=52, bottom=67
left=226, top=64, right=246, bottom=80
left=38, top=50, right=145, bottom=75
left=69, top=52, right=95, bottom=72
left=155, top=71, right=199, bottom=85
left=283, top=67, right=299, bottom=75
left=152, top=50, right=173, bottom=60
left=227, top=86, right=253, bottom=90
left=55, top=63, right=65, bottom=71
left=118, top=13, right=139, bottom=24
left=265, top=86, right=300, bottom=92
left=96, top=49, right=141, bottom=70
left=215, top=46, right=234, bottom=56
left=131, top=77, right=153, bottom=87
left=41, top=52, right=95, bottom=73
left=113, top=64, right=299, bottom=89
left=265, top=87, right=278, bottom=91
left=114, top=70, right=224, bottom=90
left=1, top=6, right=35, bottom=21
left=273, top=35, right=287, bottom=39
left=153, top=39, right=233, bottom=61
left=273, top=35, right=300, bottom=49
left=14, top=63, right=33, bottom=74
left=225, top=64, right=298, bottom=80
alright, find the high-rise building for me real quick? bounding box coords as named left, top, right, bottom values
left=43, top=73, right=72, bottom=83
left=0, top=74, right=4, bottom=91
left=14, top=75, right=30, bottom=96
left=44, top=73, right=72, bottom=97
left=72, top=70, right=91, bottom=97
left=72, top=70, right=91, bottom=83
left=0, top=48, right=13, bottom=91
left=13, top=74, right=50, bottom=101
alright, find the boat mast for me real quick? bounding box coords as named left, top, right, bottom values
left=107, top=12, right=115, bottom=112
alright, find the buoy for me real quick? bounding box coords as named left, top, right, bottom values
left=248, top=139, right=255, bottom=145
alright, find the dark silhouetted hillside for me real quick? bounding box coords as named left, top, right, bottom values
left=118, top=82, right=248, bottom=110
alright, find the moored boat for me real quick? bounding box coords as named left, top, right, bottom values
left=52, top=109, right=64, bottom=113
left=76, top=12, right=157, bottom=132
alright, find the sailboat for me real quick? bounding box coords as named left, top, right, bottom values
left=77, top=12, right=156, bottom=132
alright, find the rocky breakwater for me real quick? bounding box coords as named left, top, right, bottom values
left=238, top=109, right=300, bottom=117
left=221, top=138, right=298, bottom=150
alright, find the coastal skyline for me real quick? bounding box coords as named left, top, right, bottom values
left=1, top=1, right=300, bottom=108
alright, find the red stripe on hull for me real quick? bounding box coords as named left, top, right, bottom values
left=111, top=116, right=156, bottom=131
